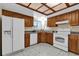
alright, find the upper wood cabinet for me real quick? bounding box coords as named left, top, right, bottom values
left=25, top=17, right=33, bottom=27
left=2, top=9, right=34, bottom=27
left=68, top=34, right=79, bottom=54
left=47, top=17, right=56, bottom=27
left=69, top=10, right=79, bottom=26
left=48, top=10, right=79, bottom=26
left=56, top=14, right=67, bottom=22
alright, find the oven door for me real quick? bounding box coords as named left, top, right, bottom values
left=53, top=33, right=68, bottom=47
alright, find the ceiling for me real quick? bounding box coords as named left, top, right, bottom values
left=17, top=3, right=78, bottom=16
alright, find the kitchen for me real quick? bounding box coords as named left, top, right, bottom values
left=0, top=3, right=79, bottom=56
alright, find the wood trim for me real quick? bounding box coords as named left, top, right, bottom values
left=27, top=3, right=31, bottom=7
left=16, top=3, right=47, bottom=15
left=2, top=9, right=33, bottom=18
left=65, top=3, right=70, bottom=7
left=43, top=3, right=62, bottom=13
left=43, top=9, right=49, bottom=13
left=36, top=5, right=44, bottom=10
left=47, top=3, right=79, bottom=15
left=41, top=3, right=55, bottom=12
left=52, top=3, right=62, bottom=8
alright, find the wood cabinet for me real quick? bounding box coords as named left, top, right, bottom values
left=2, top=9, right=34, bottom=27
left=56, top=14, right=67, bottom=22
left=47, top=17, right=56, bottom=27
left=66, top=12, right=71, bottom=20
left=48, top=10, right=79, bottom=26
left=25, top=32, right=30, bottom=47
left=69, top=10, right=79, bottom=26
left=38, top=32, right=53, bottom=45
left=68, top=34, right=79, bottom=54
left=46, top=33, right=53, bottom=45
left=38, top=32, right=47, bottom=43
left=25, top=17, right=33, bottom=27
left=37, top=32, right=41, bottom=43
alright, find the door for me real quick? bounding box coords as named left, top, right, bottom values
left=2, top=16, right=12, bottom=55
left=13, top=18, right=24, bottom=52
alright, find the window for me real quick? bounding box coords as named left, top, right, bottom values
left=34, top=20, right=42, bottom=28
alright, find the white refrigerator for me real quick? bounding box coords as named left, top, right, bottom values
left=2, top=16, right=24, bottom=55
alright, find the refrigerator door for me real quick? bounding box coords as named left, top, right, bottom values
left=2, top=16, right=12, bottom=31
left=13, top=18, right=24, bottom=52
left=2, top=16, right=12, bottom=55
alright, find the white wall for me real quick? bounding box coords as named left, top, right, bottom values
left=0, top=3, right=34, bottom=17
left=47, top=4, right=79, bottom=18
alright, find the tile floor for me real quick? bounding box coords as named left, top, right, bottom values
left=9, top=43, right=78, bottom=56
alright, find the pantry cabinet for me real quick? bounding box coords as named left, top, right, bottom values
left=68, top=34, right=79, bottom=54
left=47, top=17, right=56, bottom=27
left=25, top=32, right=30, bottom=47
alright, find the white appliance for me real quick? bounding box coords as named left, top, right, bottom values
left=56, top=20, right=69, bottom=24
left=53, top=25, right=70, bottom=51
left=30, top=33, right=37, bottom=45
left=2, top=16, right=24, bottom=55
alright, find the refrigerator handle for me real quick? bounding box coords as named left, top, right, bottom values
left=4, top=31, right=12, bottom=35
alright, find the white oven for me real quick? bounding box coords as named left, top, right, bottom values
left=53, top=30, right=70, bottom=51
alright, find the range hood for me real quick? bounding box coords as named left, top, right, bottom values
left=56, top=20, right=69, bottom=25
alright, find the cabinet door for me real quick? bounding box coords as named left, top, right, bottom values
left=47, top=17, right=56, bottom=27
left=66, top=13, right=71, bottom=20
left=37, top=32, right=41, bottom=43
left=46, top=33, right=53, bottom=45
left=68, top=34, right=78, bottom=53
left=40, top=32, right=46, bottom=43
left=25, top=32, right=30, bottom=47
left=75, top=11, right=79, bottom=25
left=71, top=12, right=76, bottom=26
left=70, top=11, right=79, bottom=26
left=25, top=17, right=33, bottom=27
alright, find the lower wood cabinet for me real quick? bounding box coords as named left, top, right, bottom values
left=68, top=34, right=79, bottom=54
left=25, top=32, right=30, bottom=47
left=38, top=32, right=53, bottom=45
left=38, top=32, right=46, bottom=43
left=46, top=33, right=53, bottom=45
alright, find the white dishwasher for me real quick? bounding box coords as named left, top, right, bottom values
left=30, top=33, right=37, bottom=45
